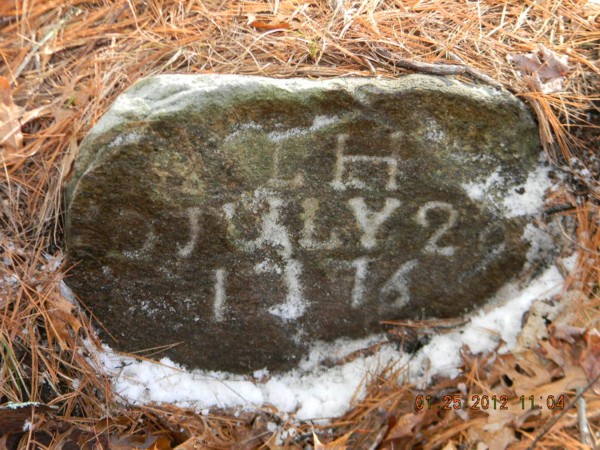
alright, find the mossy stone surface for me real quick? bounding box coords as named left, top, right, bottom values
left=66, top=75, right=541, bottom=373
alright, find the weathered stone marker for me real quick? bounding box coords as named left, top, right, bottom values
left=66, top=75, right=541, bottom=373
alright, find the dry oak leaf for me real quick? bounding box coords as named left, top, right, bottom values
left=509, top=45, right=570, bottom=93
left=496, top=351, right=553, bottom=394
left=510, top=45, right=570, bottom=81
left=385, top=412, right=425, bottom=441
left=248, top=14, right=291, bottom=31
left=467, top=425, right=517, bottom=450
left=0, top=76, right=23, bottom=152
left=110, top=433, right=172, bottom=450
left=580, top=328, right=600, bottom=394
left=48, top=295, right=83, bottom=351
left=441, top=442, right=458, bottom=450
left=313, top=431, right=351, bottom=449
left=0, top=404, right=38, bottom=434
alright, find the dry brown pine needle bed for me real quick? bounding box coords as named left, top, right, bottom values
left=0, top=0, right=599, bottom=448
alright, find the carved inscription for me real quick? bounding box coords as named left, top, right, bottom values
left=331, top=133, right=400, bottom=191
left=222, top=195, right=307, bottom=321
left=416, top=201, right=458, bottom=257
left=348, top=197, right=401, bottom=249
left=164, top=133, right=477, bottom=322
left=380, top=260, right=419, bottom=308
left=349, top=257, right=370, bottom=308
left=178, top=207, right=201, bottom=257
left=213, top=268, right=226, bottom=322
left=299, top=198, right=341, bottom=250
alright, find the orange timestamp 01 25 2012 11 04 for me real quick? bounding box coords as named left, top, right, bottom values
left=414, top=394, right=566, bottom=412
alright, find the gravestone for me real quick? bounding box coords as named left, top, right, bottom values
left=66, top=75, right=542, bottom=373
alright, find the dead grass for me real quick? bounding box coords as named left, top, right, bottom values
left=0, top=0, right=599, bottom=448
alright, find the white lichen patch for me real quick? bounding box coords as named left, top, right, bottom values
left=224, top=122, right=263, bottom=143
left=461, top=168, right=504, bottom=203
left=123, top=232, right=157, bottom=260
left=108, top=132, right=142, bottom=148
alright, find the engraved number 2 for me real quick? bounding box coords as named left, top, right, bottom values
left=416, top=201, right=458, bottom=257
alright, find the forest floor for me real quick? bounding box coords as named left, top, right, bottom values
left=0, top=0, right=599, bottom=448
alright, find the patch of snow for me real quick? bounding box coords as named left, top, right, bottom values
left=522, top=223, right=556, bottom=269
left=268, top=128, right=305, bottom=143
left=255, top=259, right=283, bottom=274
left=503, top=164, right=552, bottom=217
left=423, top=117, right=445, bottom=142
left=99, top=334, right=397, bottom=422
left=123, top=232, right=157, bottom=259
left=60, top=280, right=77, bottom=304
left=562, top=252, right=578, bottom=273
left=5, top=401, right=47, bottom=409
left=41, top=252, right=63, bottom=272
left=462, top=265, right=562, bottom=353
left=0, top=274, right=19, bottom=289
left=22, top=420, right=32, bottom=432
left=411, top=264, right=563, bottom=384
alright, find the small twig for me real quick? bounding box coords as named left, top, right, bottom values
left=543, top=203, right=576, bottom=215
left=371, top=45, right=504, bottom=89
left=556, top=216, right=600, bottom=256
left=577, top=387, right=593, bottom=447
left=382, top=318, right=468, bottom=330
left=526, top=371, right=600, bottom=450
left=322, top=341, right=385, bottom=367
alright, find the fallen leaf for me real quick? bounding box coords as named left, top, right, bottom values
left=580, top=328, right=600, bottom=394
left=313, top=431, right=351, bottom=449
left=110, top=433, right=173, bottom=450
left=175, top=437, right=213, bottom=449
left=509, top=45, right=570, bottom=93
left=248, top=15, right=290, bottom=31
left=497, top=351, right=553, bottom=394
left=0, top=403, right=54, bottom=434
left=441, top=441, right=458, bottom=450
left=385, top=412, right=425, bottom=440
left=539, top=340, right=566, bottom=368
left=48, top=295, right=83, bottom=350
left=553, top=324, right=585, bottom=344
left=0, top=76, right=23, bottom=152
left=467, top=425, right=516, bottom=450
